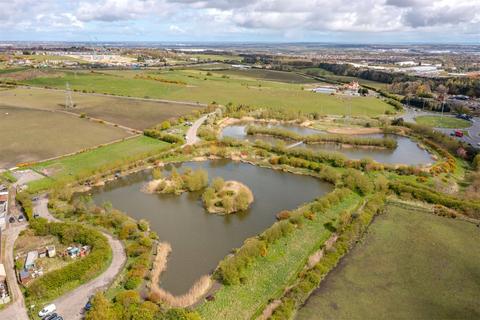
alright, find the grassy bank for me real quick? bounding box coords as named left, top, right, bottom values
left=415, top=115, right=471, bottom=129
left=197, top=193, right=361, bottom=320
left=26, top=136, right=171, bottom=193
left=297, top=204, right=480, bottom=320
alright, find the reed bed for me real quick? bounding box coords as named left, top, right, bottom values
left=150, top=242, right=213, bottom=307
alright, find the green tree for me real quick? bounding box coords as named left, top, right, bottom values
left=85, top=292, right=116, bottom=320
left=212, top=177, right=225, bottom=192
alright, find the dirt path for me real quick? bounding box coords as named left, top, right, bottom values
left=0, top=225, right=29, bottom=320
left=34, top=196, right=127, bottom=320
left=185, top=113, right=211, bottom=145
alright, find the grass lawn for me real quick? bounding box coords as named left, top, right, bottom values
left=216, top=68, right=318, bottom=84
left=0, top=105, right=130, bottom=169
left=297, top=204, right=480, bottom=320
left=0, top=87, right=202, bottom=130
left=27, top=136, right=171, bottom=193
left=21, top=69, right=394, bottom=116
left=415, top=115, right=472, bottom=129
left=197, top=194, right=361, bottom=320
left=298, top=67, right=388, bottom=90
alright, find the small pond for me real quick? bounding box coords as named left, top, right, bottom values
left=221, top=124, right=434, bottom=165
left=92, top=160, right=332, bottom=295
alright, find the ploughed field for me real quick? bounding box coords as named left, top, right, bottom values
left=221, top=124, right=434, bottom=165
left=0, top=105, right=130, bottom=169
left=297, top=205, right=480, bottom=320
left=12, top=68, right=395, bottom=116
left=0, top=87, right=201, bottom=130
left=91, top=160, right=333, bottom=295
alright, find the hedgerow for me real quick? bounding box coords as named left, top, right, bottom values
left=270, top=194, right=386, bottom=320
left=25, top=220, right=111, bottom=304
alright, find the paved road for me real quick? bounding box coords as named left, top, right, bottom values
left=185, top=113, right=210, bottom=145
left=33, top=197, right=127, bottom=320
left=0, top=225, right=29, bottom=320
left=403, top=108, right=480, bottom=149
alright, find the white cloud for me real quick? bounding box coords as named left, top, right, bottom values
left=169, top=24, right=186, bottom=34
left=0, top=0, right=479, bottom=40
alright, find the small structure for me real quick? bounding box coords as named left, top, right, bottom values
left=0, top=264, right=6, bottom=282
left=343, top=81, right=360, bottom=91
left=312, top=86, right=337, bottom=94
left=19, top=269, right=31, bottom=285
left=47, top=246, right=56, bottom=258
left=25, top=251, right=38, bottom=270
left=80, top=245, right=91, bottom=257
left=67, top=247, right=80, bottom=258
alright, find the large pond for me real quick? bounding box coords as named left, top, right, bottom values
left=221, top=124, right=433, bottom=165
left=92, top=160, right=332, bottom=295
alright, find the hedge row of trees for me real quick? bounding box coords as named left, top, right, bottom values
left=26, top=220, right=111, bottom=304
left=247, top=125, right=398, bottom=149
left=144, top=129, right=185, bottom=145
left=389, top=181, right=480, bottom=219
left=85, top=290, right=201, bottom=320
left=16, top=191, right=34, bottom=220
left=270, top=194, right=386, bottom=320
left=215, top=188, right=353, bottom=285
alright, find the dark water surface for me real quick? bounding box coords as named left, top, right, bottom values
left=92, top=160, right=332, bottom=294
left=221, top=125, right=433, bottom=165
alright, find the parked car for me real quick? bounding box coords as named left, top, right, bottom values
left=85, top=300, right=92, bottom=311
left=43, top=313, right=58, bottom=320
left=32, top=196, right=39, bottom=201
left=18, top=215, right=25, bottom=222
left=9, top=216, right=15, bottom=223
left=38, top=304, right=56, bottom=318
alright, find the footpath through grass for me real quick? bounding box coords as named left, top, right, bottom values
left=415, top=115, right=471, bottom=129
left=297, top=204, right=480, bottom=320
left=26, top=136, right=171, bottom=193
left=197, top=194, right=361, bottom=320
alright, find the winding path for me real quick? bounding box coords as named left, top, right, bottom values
left=0, top=225, right=29, bottom=320
left=185, top=113, right=211, bottom=145
left=33, top=196, right=127, bottom=320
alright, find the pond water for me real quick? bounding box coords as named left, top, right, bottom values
left=221, top=125, right=433, bottom=165
left=92, top=160, right=332, bottom=295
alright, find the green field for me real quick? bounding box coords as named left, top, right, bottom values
left=297, top=205, right=480, bottom=320
left=21, top=69, right=394, bottom=116
left=217, top=68, right=318, bottom=84
left=0, top=87, right=201, bottom=130
left=26, top=136, right=171, bottom=192
left=299, top=67, right=388, bottom=90
left=0, top=105, right=130, bottom=169
left=415, top=115, right=472, bottom=129
left=197, top=195, right=361, bottom=320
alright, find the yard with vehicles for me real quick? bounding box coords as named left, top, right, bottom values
left=0, top=105, right=131, bottom=169
left=415, top=115, right=472, bottom=129
left=297, top=204, right=480, bottom=320
left=14, top=68, right=395, bottom=116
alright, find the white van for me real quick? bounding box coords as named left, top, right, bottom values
left=38, top=304, right=56, bottom=318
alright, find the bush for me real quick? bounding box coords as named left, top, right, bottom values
left=26, top=222, right=111, bottom=303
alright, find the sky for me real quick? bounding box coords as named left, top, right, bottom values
left=1, top=0, right=479, bottom=43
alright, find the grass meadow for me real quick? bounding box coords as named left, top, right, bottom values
left=26, top=136, right=171, bottom=192
left=197, top=194, right=361, bottom=320
left=297, top=204, right=480, bottom=320
left=0, top=105, right=130, bottom=169
left=21, top=68, right=394, bottom=116
left=415, top=115, right=472, bottom=129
